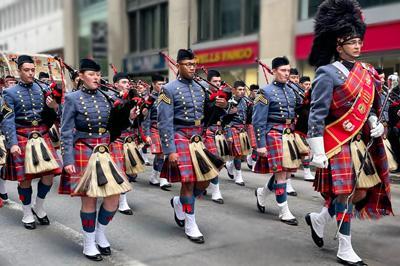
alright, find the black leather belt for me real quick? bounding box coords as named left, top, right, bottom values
left=15, top=119, right=42, bottom=126
left=268, top=117, right=294, bottom=124
left=174, top=118, right=203, bottom=126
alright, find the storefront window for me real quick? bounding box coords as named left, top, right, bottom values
left=215, top=0, right=241, bottom=38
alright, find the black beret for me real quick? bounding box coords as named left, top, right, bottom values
left=5, top=75, right=16, bottom=80
left=177, top=49, right=195, bottom=62
left=113, top=72, right=129, bottom=83
left=290, top=68, right=299, bottom=75
left=17, top=55, right=34, bottom=68
left=207, top=69, right=221, bottom=81
left=151, top=74, right=165, bottom=82
left=233, top=80, right=246, bottom=88
left=299, top=76, right=311, bottom=83
left=79, top=58, right=101, bottom=72
left=375, top=67, right=384, bottom=75
left=249, top=84, right=259, bottom=91
left=271, top=56, right=290, bottom=69
left=38, top=72, right=50, bottom=79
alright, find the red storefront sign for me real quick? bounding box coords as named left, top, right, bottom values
left=195, top=42, right=259, bottom=68
left=296, top=20, right=400, bottom=60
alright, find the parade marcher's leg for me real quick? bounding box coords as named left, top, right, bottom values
left=209, top=177, right=223, bottom=204
left=286, top=175, right=297, bottom=196
left=96, top=195, right=119, bottom=256
left=81, top=197, right=102, bottom=261
left=305, top=197, right=335, bottom=247
left=302, top=156, right=315, bottom=181
left=233, top=157, right=244, bottom=186
left=18, top=180, right=35, bottom=229
left=255, top=173, right=274, bottom=213
left=0, top=171, right=9, bottom=203
left=275, top=172, right=298, bottom=225
left=32, top=175, right=53, bottom=225
left=149, top=160, right=161, bottom=186
left=155, top=155, right=171, bottom=190
left=225, top=160, right=234, bottom=179
left=118, top=193, right=133, bottom=215
left=140, top=147, right=150, bottom=166
left=335, top=195, right=364, bottom=265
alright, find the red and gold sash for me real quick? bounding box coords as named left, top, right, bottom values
left=324, top=63, right=375, bottom=158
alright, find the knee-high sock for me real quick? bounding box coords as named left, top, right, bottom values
left=17, top=186, right=32, bottom=205
left=80, top=211, right=96, bottom=233
left=153, top=156, right=164, bottom=172
left=326, top=198, right=336, bottom=217
left=274, top=182, right=287, bottom=204
left=233, top=158, right=241, bottom=170
left=37, top=180, right=52, bottom=199
left=210, top=177, right=219, bottom=185
left=180, top=195, right=195, bottom=214
left=336, top=202, right=352, bottom=236
left=98, top=204, right=117, bottom=226
left=302, top=157, right=310, bottom=169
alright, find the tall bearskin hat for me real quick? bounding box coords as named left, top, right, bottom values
left=308, top=0, right=366, bottom=68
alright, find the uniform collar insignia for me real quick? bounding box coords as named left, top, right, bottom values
left=18, top=81, right=33, bottom=88
left=81, top=87, right=97, bottom=95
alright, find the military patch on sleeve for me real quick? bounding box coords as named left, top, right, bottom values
left=1, top=102, right=13, bottom=119
left=254, top=94, right=269, bottom=105
left=159, top=91, right=171, bottom=105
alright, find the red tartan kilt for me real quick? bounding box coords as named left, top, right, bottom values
left=229, top=127, right=243, bottom=157
left=59, top=136, right=115, bottom=196
left=203, top=128, right=218, bottom=156
left=253, top=126, right=297, bottom=174
left=246, top=124, right=257, bottom=149
left=161, top=127, right=205, bottom=183
left=150, top=124, right=163, bottom=154
left=109, top=132, right=130, bottom=173
left=4, top=125, right=62, bottom=182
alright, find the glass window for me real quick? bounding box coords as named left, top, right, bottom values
left=198, top=0, right=211, bottom=41
left=160, top=2, right=168, bottom=48
left=129, top=11, right=137, bottom=52
left=215, top=0, right=241, bottom=38
left=245, top=0, right=259, bottom=34
left=139, top=6, right=156, bottom=51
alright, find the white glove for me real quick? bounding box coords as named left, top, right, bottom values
left=368, top=116, right=384, bottom=138
left=307, top=137, right=328, bottom=169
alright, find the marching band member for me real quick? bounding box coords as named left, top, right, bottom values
left=2, top=55, right=62, bottom=229
left=60, top=59, right=131, bottom=261
left=305, top=1, right=392, bottom=265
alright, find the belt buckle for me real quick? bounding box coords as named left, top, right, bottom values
left=31, top=120, right=38, bottom=126
left=99, top=127, right=106, bottom=134
left=194, top=119, right=201, bottom=126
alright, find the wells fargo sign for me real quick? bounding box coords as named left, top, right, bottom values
left=195, top=42, right=258, bottom=68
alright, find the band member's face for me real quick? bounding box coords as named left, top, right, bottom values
left=210, top=76, right=222, bottom=88
left=233, top=86, right=246, bottom=98
left=301, top=81, right=311, bottom=91
left=152, top=81, right=164, bottom=93
left=273, top=65, right=290, bottom=83
left=40, top=77, right=50, bottom=83
left=5, top=80, right=17, bottom=88
left=115, top=78, right=130, bottom=92
left=338, top=37, right=363, bottom=60
left=73, top=76, right=80, bottom=87
left=79, top=70, right=100, bottom=90
left=136, top=84, right=146, bottom=95
left=18, top=63, right=35, bottom=84
left=289, top=74, right=299, bottom=84
left=178, top=59, right=196, bottom=80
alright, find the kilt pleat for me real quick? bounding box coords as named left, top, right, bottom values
left=150, top=123, right=163, bottom=154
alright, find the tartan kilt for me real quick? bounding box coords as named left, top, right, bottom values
left=59, top=136, right=123, bottom=196
left=162, top=126, right=217, bottom=183
left=203, top=126, right=219, bottom=156
left=228, top=126, right=245, bottom=157
left=253, top=124, right=297, bottom=174
left=314, top=128, right=392, bottom=219
left=246, top=124, right=257, bottom=149
left=150, top=123, right=163, bottom=154
left=4, top=125, right=62, bottom=182
left=109, top=131, right=131, bottom=173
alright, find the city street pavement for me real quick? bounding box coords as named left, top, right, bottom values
left=0, top=159, right=399, bottom=266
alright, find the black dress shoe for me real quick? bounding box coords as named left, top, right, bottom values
left=149, top=181, right=160, bottom=186
left=235, top=182, right=245, bottom=186
left=225, top=166, right=234, bottom=179
left=23, top=222, right=36, bottom=230
left=97, top=245, right=111, bottom=256
left=337, top=257, right=367, bottom=266
left=255, top=189, right=265, bottom=213
left=0, top=193, right=8, bottom=200
left=128, top=174, right=137, bottom=183
left=170, top=198, right=185, bottom=227
left=85, top=254, right=103, bottom=261
left=247, top=163, right=253, bottom=170
left=119, top=209, right=133, bottom=215
left=212, top=198, right=224, bottom=204
left=280, top=218, right=298, bottom=226
left=305, top=213, right=324, bottom=247
left=160, top=184, right=172, bottom=191
left=32, top=209, right=50, bottom=225
left=186, top=234, right=204, bottom=244
left=203, top=190, right=207, bottom=196
left=287, top=191, right=298, bottom=197
left=145, top=162, right=151, bottom=166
